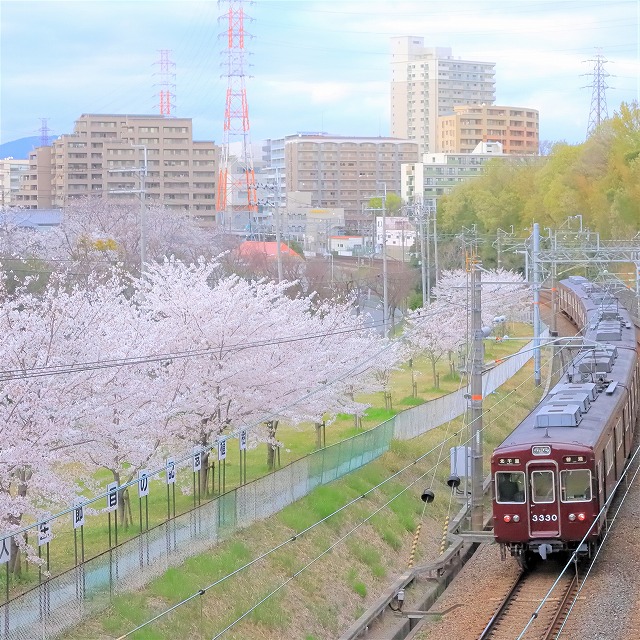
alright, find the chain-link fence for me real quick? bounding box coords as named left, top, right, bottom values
left=0, top=339, right=536, bottom=640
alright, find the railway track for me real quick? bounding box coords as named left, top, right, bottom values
left=479, top=563, right=578, bottom=640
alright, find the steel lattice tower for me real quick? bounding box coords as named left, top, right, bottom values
left=585, top=50, right=610, bottom=136
left=217, top=0, right=258, bottom=223
left=39, top=118, right=50, bottom=147
left=155, top=49, right=176, bottom=116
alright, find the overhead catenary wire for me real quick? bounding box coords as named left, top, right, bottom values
left=515, top=439, right=640, bottom=640
left=2, top=288, right=565, bottom=546
left=0, top=318, right=390, bottom=382
left=213, top=348, right=575, bottom=640
left=209, top=351, right=574, bottom=639
left=2, top=299, right=444, bottom=541
left=114, top=343, right=573, bottom=639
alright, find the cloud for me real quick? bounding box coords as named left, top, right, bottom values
left=1, top=0, right=638, bottom=146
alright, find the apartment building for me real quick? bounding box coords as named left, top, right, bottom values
left=285, top=134, right=419, bottom=233
left=391, top=37, right=495, bottom=154
left=438, top=104, right=539, bottom=154
left=0, top=158, right=29, bottom=207
left=15, top=147, right=53, bottom=209
left=16, top=114, right=218, bottom=220
left=401, top=142, right=523, bottom=207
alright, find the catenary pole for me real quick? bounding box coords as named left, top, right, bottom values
left=275, top=168, right=283, bottom=283
left=470, top=253, right=484, bottom=530
left=418, top=203, right=427, bottom=307
left=533, top=222, right=542, bottom=386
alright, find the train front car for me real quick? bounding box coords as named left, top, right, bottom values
left=492, top=276, right=639, bottom=570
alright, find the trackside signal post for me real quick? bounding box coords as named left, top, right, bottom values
left=468, top=253, right=484, bottom=531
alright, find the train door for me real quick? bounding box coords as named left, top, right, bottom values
left=527, top=462, right=560, bottom=537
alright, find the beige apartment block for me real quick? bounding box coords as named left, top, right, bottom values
left=391, top=37, right=495, bottom=154
left=16, top=114, right=218, bottom=220
left=0, top=158, right=29, bottom=207
left=438, top=105, right=539, bottom=155
left=15, top=147, right=53, bottom=209
left=285, top=134, right=419, bottom=233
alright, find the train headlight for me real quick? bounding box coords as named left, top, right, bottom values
left=503, top=515, right=511, bottom=523
left=512, top=515, right=520, bottom=523
left=577, top=513, right=586, bottom=521
left=568, top=513, right=576, bottom=521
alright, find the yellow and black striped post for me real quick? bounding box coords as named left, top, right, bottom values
left=439, top=516, right=450, bottom=555
left=407, top=522, right=422, bottom=568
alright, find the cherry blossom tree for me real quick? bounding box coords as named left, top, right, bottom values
left=431, top=268, right=528, bottom=327
left=0, top=252, right=405, bottom=549
left=41, top=197, right=221, bottom=273
left=65, top=275, right=174, bottom=527
left=135, top=258, right=398, bottom=474
left=0, top=272, right=115, bottom=571
left=406, top=268, right=528, bottom=385
left=406, top=299, right=466, bottom=388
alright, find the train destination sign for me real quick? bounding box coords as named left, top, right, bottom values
left=532, top=445, right=552, bottom=456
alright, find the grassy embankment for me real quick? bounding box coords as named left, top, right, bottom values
left=61, top=328, right=548, bottom=640
left=4, top=325, right=533, bottom=598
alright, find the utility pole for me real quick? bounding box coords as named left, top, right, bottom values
left=417, top=201, right=427, bottom=307
left=136, top=145, right=148, bottom=273
left=550, top=227, right=558, bottom=336
left=469, top=252, right=484, bottom=531
left=426, top=207, right=431, bottom=302
left=533, top=222, right=542, bottom=386
left=108, top=144, right=147, bottom=274
left=382, top=184, right=389, bottom=336
left=432, top=204, right=439, bottom=286
left=274, top=167, right=283, bottom=283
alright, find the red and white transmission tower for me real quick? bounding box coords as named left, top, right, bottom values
left=217, top=0, right=258, bottom=225
left=155, top=49, right=176, bottom=116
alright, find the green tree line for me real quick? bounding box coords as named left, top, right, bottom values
left=438, top=101, right=640, bottom=239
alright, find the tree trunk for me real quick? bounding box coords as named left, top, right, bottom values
left=199, top=449, right=212, bottom=496
left=112, top=471, right=131, bottom=530
left=266, top=420, right=279, bottom=470
left=431, top=356, right=437, bottom=388
left=8, top=467, right=31, bottom=576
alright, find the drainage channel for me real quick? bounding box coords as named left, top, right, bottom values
left=339, top=480, right=494, bottom=640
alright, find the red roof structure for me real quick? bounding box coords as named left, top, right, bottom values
left=237, top=241, right=302, bottom=260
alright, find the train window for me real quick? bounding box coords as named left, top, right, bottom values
left=616, top=418, right=623, bottom=450
left=495, top=472, right=526, bottom=503
left=560, top=470, right=592, bottom=502
left=531, top=470, right=555, bottom=503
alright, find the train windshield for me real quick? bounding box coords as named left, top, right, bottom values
left=531, top=470, right=555, bottom=503
left=560, top=469, right=592, bottom=502
left=495, top=472, right=526, bottom=503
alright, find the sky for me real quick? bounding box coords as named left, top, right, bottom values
left=1, top=0, right=639, bottom=148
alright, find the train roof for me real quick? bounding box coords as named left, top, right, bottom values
left=494, top=278, right=637, bottom=454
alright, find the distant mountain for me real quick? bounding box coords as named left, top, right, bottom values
left=0, top=136, right=57, bottom=160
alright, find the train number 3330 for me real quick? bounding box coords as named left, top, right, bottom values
left=531, top=514, right=558, bottom=522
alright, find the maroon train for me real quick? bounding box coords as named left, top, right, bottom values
left=492, top=276, right=640, bottom=569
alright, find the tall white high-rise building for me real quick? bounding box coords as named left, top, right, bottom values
left=390, top=37, right=496, bottom=154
